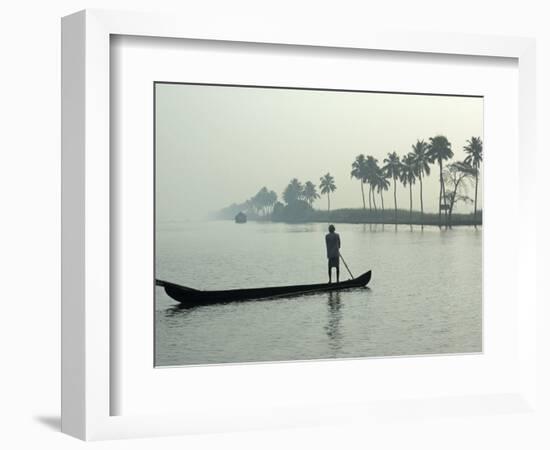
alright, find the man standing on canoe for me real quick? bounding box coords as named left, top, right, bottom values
left=325, top=224, right=341, bottom=283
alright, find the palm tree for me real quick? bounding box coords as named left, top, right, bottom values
left=375, top=171, right=390, bottom=213
left=411, top=139, right=431, bottom=228
left=256, top=186, right=278, bottom=216
left=319, top=173, right=337, bottom=212
left=255, top=187, right=269, bottom=216
left=282, top=178, right=303, bottom=205
left=351, top=154, right=368, bottom=210
left=303, top=181, right=320, bottom=207
left=428, top=135, right=454, bottom=228
left=463, top=137, right=483, bottom=227
left=267, top=190, right=278, bottom=215
left=400, top=154, right=417, bottom=226
left=383, top=152, right=402, bottom=225
left=366, top=156, right=380, bottom=212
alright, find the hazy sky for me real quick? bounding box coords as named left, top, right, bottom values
left=155, top=83, right=483, bottom=221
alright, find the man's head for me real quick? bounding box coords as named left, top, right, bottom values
left=328, top=224, right=335, bottom=233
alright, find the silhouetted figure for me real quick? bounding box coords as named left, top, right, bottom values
left=325, top=224, right=341, bottom=283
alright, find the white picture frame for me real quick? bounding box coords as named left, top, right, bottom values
left=61, top=9, right=537, bottom=441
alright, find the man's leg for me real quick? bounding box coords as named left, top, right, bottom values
left=328, top=264, right=332, bottom=283
left=336, top=266, right=340, bottom=283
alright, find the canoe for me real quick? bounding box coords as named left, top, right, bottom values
left=156, top=270, right=371, bottom=307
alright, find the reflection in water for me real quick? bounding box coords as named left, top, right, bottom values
left=325, top=291, right=343, bottom=354
left=164, top=305, right=187, bottom=317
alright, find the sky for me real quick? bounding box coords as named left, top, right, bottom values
left=155, top=83, right=483, bottom=222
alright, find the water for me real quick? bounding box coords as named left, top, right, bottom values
left=155, top=220, right=482, bottom=366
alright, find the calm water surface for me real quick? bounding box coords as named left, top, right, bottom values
left=155, top=220, right=482, bottom=366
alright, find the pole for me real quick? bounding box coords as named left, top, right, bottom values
left=339, top=252, right=354, bottom=279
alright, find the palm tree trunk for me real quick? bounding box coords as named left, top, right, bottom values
left=393, top=177, right=397, bottom=225
left=328, top=192, right=331, bottom=213
left=368, top=184, right=372, bottom=212
left=438, top=161, right=443, bottom=228
left=360, top=182, right=366, bottom=210
left=380, top=191, right=384, bottom=224
left=372, top=184, right=377, bottom=212
left=409, top=184, right=413, bottom=226
left=440, top=160, right=448, bottom=228
left=473, top=172, right=479, bottom=228
left=418, top=174, right=424, bottom=229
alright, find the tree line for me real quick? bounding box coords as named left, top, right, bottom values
left=218, top=135, right=482, bottom=228
left=345, top=135, right=483, bottom=228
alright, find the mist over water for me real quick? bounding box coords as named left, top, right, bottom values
left=155, top=221, right=482, bottom=366
left=155, top=84, right=483, bottom=222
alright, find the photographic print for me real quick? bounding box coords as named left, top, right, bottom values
left=154, top=83, right=483, bottom=367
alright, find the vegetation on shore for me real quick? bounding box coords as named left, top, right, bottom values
left=287, top=208, right=480, bottom=226
left=216, top=135, right=483, bottom=228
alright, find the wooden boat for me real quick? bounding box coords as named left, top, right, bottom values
left=156, top=270, right=371, bottom=307
left=234, top=212, right=247, bottom=223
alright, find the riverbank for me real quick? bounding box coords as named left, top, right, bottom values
left=302, top=208, right=482, bottom=226
left=220, top=207, right=482, bottom=226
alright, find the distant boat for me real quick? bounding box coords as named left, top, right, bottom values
left=156, top=270, right=371, bottom=307
left=235, top=211, right=247, bottom=223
